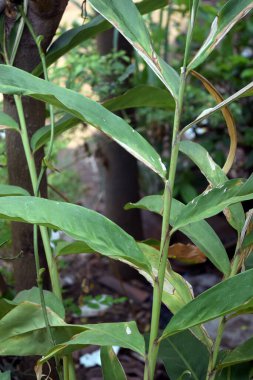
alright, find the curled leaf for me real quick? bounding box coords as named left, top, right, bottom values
left=191, top=70, right=237, bottom=175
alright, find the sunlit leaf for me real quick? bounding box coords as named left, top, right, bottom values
left=0, top=65, right=166, bottom=178
left=89, top=0, right=180, bottom=99
left=31, top=85, right=175, bottom=152
left=101, top=346, right=127, bottom=380
left=188, top=0, right=253, bottom=70
left=0, top=196, right=151, bottom=274
left=126, top=195, right=230, bottom=275
left=33, top=0, right=168, bottom=76
left=161, top=269, right=253, bottom=339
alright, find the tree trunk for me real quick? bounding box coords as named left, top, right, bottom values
left=97, top=29, right=143, bottom=280
left=4, top=0, right=68, bottom=291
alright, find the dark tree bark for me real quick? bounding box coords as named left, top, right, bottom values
left=4, top=0, right=68, bottom=291
left=96, top=29, right=143, bottom=242
left=96, top=30, right=144, bottom=280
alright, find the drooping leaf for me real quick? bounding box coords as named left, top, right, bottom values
left=161, top=269, right=253, bottom=339
left=190, top=70, right=237, bottom=175
left=100, top=346, right=127, bottom=380
left=0, top=65, right=166, bottom=179
left=219, top=335, right=253, bottom=368
left=138, top=243, right=193, bottom=314
left=185, top=81, right=253, bottom=130
left=39, top=321, right=145, bottom=362
left=0, top=301, right=83, bottom=356
left=0, top=196, right=151, bottom=274
left=0, top=184, right=30, bottom=197
left=13, top=287, right=65, bottom=319
left=33, top=0, right=168, bottom=76
left=138, top=242, right=211, bottom=348
left=188, top=0, right=253, bottom=70
left=173, top=175, right=253, bottom=231
left=159, top=330, right=209, bottom=380
left=126, top=195, right=230, bottom=275
left=89, top=0, right=180, bottom=99
left=31, top=85, right=175, bottom=152
left=0, top=111, right=19, bottom=132
left=179, top=140, right=245, bottom=232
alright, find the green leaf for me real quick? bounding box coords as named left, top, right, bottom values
left=89, top=0, right=180, bottom=99
left=14, top=287, right=65, bottom=319
left=179, top=140, right=245, bottom=231
left=31, top=85, right=175, bottom=152
left=138, top=243, right=193, bottom=314
left=159, top=330, right=209, bottom=380
left=216, top=363, right=253, bottom=380
left=126, top=195, right=230, bottom=275
left=0, top=65, right=166, bottom=179
left=219, top=335, right=253, bottom=368
left=188, top=0, right=253, bottom=70
left=39, top=321, right=145, bottom=362
left=161, top=269, right=253, bottom=339
left=0, top=196, right=151, bottom=274
left=0, top=301, right=83, bottom=356
left=103, top=85, right=175, bottom=112
left=31, top=114, right=79, bottom=152
left=56, top=240, right=95, bottom=256
left=0, top=184, right=30, bottom=197
left=0, top=298, right=16, bottom=319
left=33, top=0, right=168, bottom=76
left=0, top=111, right=19, bottom=132
left=185, top=81, right=253, bottom=130
left=101, top=346, right=127, bottom=380
left=173, top=175, right=253, bottom=231
left=0, top=372, right=11, bottom=380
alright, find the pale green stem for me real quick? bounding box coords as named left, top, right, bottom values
left=144, top=3, right=200, bottom=378
left=14, top=95, right=62, bottom=299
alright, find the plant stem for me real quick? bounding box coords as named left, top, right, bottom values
left=144, top=3, right=199, bottom=378
left=206, top=317, right=226, bottom=380
left=14, top=95, right=62, bottom=299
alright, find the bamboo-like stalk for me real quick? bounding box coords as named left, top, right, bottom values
left=144, top=2, right=200, bottom=378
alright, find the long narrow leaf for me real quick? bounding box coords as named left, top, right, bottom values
left=101, top=346, right=127, bottom=380
left=0, top=196, right=151, bottom=274
left=173, top=175, right=253, bottom=231
left=89, top=0, right=180, bottom=99
left=161, top=269, right=253, bottom=339
left=188, top=0, right=253, bottom=70
left=185, top=81, right=253, bottom=131
left=31, top=85, right=175, bottom=152
left=179, top=140, right=245, bottom=232
left=33, top=0, right=168, bottom=76
left=0, top=65, right=166, bottom=179
left=39, top=321, right=145, bottom=362
left=126, top=195, right=230, bottom=275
